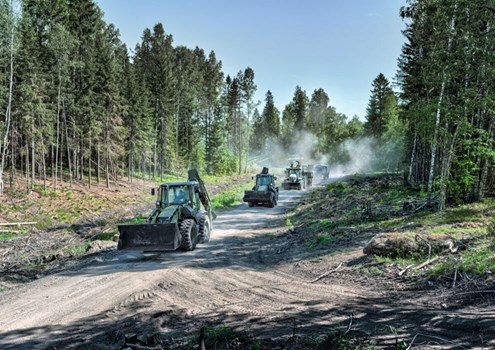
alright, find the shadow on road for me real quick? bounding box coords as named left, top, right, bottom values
left=1, top=283, right=493, bottom=349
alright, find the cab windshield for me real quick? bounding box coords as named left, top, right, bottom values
left=164, top=185, right=190, bottom=205
left=256, top=176, right=272, bottom=187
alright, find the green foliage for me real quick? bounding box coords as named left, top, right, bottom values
left=399, top=0, right=495, bottom=205
left=326, top=181, right=349, bottom=192
left=488, top=218, right=495, bottom=237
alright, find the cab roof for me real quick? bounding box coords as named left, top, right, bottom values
left=160, top=181, right=198, bottom=187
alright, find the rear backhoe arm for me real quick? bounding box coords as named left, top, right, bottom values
left=188, top=169, right=217, bottom=219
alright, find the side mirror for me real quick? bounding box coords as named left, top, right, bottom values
left=151, top=188, right=156, bottom=196
left=251, top=176, right=254, bottom=180
left=274, top=176, right=277, bottom=180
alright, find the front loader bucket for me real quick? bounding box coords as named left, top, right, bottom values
left=117, top=223, right=181, bottom=251
left=243, top=190, right=272, bottom=203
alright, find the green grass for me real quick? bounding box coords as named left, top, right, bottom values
left=211, top=183, right=251, bottom=210
left=96, top=230, right=118, bottom=241
left=285, top=216, right=293, bottom=227
left=128, top=214, right=147, bottom=224
left=66, top=240, right=91, bottom=255
left=362, top=266, right=384, bottom=276
left=326, top=181, right=350, bottom=192
left=183, top=326, right=259, bottom=350
left=305, top=233, right=334, bottom=249
left=430, top=241, right=495, bottom=277
left=375, top=254, right=425, bottom=267
left=309, top=218, right=337, bottom=232
left=0, top=232, right=16, bottom=241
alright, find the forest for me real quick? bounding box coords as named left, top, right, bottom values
left=0, top=0, right=494, bottom=211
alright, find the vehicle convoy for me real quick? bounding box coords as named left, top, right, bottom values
left=314, top=164, right=329, bottom=182
left=117, top=169, right=215, bottom=252
left=243, top=167, right=279, bottom=208
left=282, top=161, right=313, bottom=190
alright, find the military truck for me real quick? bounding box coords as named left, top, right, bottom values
left=117, top=169, right=215, bottom=252
left=243, top=167, right=279, bottom=208
left=282, top=161, right=313, bottom=190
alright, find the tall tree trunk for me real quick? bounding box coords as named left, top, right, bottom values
left=31, top=123, right=35, bottom=187
left=97, top=141, right=100, bottom=184
left=0, top=0, right=15, bottom=196
left=55, top=69, right=61, bottom=189
left=26, top=143, right=30, bottom=193
left=105, top=149, right=110, bottom=189
left=88, top=135, right=92, bottom=189
left=64, top=110, right=72, bottom=187
left=237, top=109, right=241, bottom=175
left=439, top=125, right=459, bottom=210
left=408, top=131, right=418, bottom=185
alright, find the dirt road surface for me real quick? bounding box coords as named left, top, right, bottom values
left=0, top=188, right=494, bottom=349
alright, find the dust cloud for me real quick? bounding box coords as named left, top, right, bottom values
left=253, top=131, right=378, bottom=179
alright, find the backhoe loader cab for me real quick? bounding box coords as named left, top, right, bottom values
left=117, top=169, right=215, bottom=252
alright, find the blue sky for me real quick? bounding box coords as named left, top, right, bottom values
left=96, top=0, right=407, bottom=120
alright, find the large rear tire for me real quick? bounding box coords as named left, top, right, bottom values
left=179, top=219, right=198, bottom=251
left=198, top=214, right=211, bottom=244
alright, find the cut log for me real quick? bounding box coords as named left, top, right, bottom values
left=0, top=222, right=37, bottom=226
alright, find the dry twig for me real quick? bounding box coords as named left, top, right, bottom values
left=310, top=263, right=343, bottom=283
left=414, top=256, right=440, bottom=270
left=344, top=313, right=354, bottom=335
left=399, top=264, right=414, bottom=276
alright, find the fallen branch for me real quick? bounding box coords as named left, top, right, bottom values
left=344, top=313, right=354, bottom=335
left=414, top=256, right=440, bottom=270
left=0, top=229, right=21, bottom=233
left=398, top=264, right=414, bottom=276
left=310, top=263, right=343, bottom=283
left=0, top=222, right=37, bottom=226
left=452, top=268, right=458, bottom=289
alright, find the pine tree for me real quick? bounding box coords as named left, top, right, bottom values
left=262, top=90, right=280, bottom=139
left=307, top=88, right=329, bottom=135
left=364, top=73, right=397, bottom=139
left=293, top=86, right=308, bottom=130
left=249, top=108, right=264, bottom=153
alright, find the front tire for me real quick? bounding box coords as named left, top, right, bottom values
left=179, top=219, right=198, bottom=251
left=198, top=214, right=211, bottom=243
left=248, top=202, right=254, bottom=207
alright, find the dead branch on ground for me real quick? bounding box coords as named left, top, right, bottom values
left=310, top=263, right=343, bottom=283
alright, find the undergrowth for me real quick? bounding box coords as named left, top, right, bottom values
left=211, top=183, right=252, bottom=210
left=291, top=174, right=495, bottom=279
